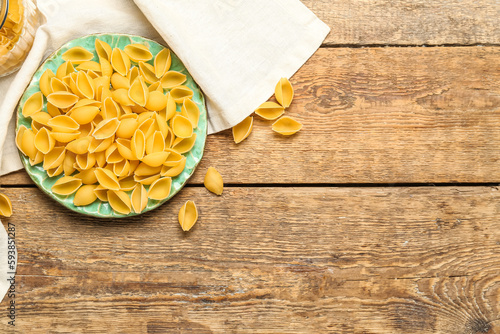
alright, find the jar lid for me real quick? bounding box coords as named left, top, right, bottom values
left=0, top=0, right=8, bottom=30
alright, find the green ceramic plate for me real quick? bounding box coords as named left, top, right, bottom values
left=16, top=33, right=207, bottom=218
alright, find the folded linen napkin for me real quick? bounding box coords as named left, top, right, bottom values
left=0, top=0, right=329, bottom=300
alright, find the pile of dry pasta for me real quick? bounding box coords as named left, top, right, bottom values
left=0, top=0, right=24, bottom=58
left=16, top=39, right=201, bottom=217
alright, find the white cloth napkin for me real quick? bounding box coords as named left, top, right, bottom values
left=0, top=0, right=328, bottom=301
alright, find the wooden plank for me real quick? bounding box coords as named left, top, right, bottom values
left=302, top=0, right=500, bottom=46
left=0, top=186, right=499, bottom=333
left=2, top=47, right=500, bottom=186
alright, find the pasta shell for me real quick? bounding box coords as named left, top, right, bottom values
left=17, top=127, right=37, bottom=160
left=30, top=112, right=52, bottom=126
left=40, top=69, right=55, bottom=97
left=163, top=93, right=177, bottom=121
left=47, top=91, right=79, bottom=109
left=116, top=118, right=138, bottom=139
left=163, top=148, right=184, bottom=166
left=66, top=136, right=91, bottom=155
left=148, top=81, right=162, bottom=93
left=181, top=99, right=200, bottom=128
left=34, top=127, right=55, bottom=154
left=88, top=136, right=114, bottom=153
left=102, top=97, right=121, bottom=119
left=69, top=106, right=100, bottom=124
left=145, top=90, right=168, bottom=111
left=73, top=185, right=98, bottom=206
left=74, top=98, right=101, bottom=109
left=128, top=159, right=140, bottom=176
left=124, top=43, right=153, bottom=62
left=155, top=113, right=169, bottom=139
left=111, top=48, right=131, bottom=76
left=95, top=151, right=106, bottom=168
left=111, top=88, right=134, bottom=106
left=134, top=163, right=162, bottom=177
left=154, top=48, right=171, bottom=78
left=138, top=61, right=158, bottom=84
left=272, top=116, right=302, bottom=135
left=56, top=61, right=75, bottom=80
left=232, top=116, right=253, bottom=144
left=95, top=39, right=112, bottom=61
left=47, top=164, right=64, bottom=177
left=137, top=117, right=156, bottom=139
left=119, top=175, right=136, bottom=191
left=62, top=47, right=94, bottom=64
left=48, top=115, right=79, bottom=133
left=148, top=177, right=172, bottom=200
left=111, top=72, right=130, bottom=90
left=93, top=118, right=120, bottom=139
left=95, top=168, right=120, bottom=190
left=161, top=156, right=186, bottom=177
left=131, top=183, right=148, bottom=214
left=142, top=151, right=169, bottom=167
left=76, top=61, right=101, bottom=72
left=113, top=159, right=130, bottom=178
left=128, top=76, right=149, bottom=107
left=51, top=176, right=82, bottom=196
left=46, top=102, right=62, bottom=118
left=30, top=151, right=45, bottom=166
left=178, top=200, right=198, bottom=231
left=63, top=152, right=77, bottom=175
left=170, top=85, right=193, bottom=103
left=127, top=66, right=139, bottom=85
left=74, top=168, right=98, bottom=185
left=76, top=152, right=96, bottom=170
left=204, top=167, right=223, bottom=195
left=146, top=131, right=165, bottom=154
left=160, top=71, right=186, bottom=89
left=0, top=193, right=13, bottom=217
left=75, top=71, right=95, bottom=100
left=107, top=190, right=131, bottom=215
left=50, top=77, right=69, bottom=93
left=22, top=91, right=43, bottom=117
left=98, top=85, right=112, bottom=103
left=255, top=101, right=284, bottom=120
left=275, top=77, right=294, bottom=108
left=133, top=174, right=160, bottom=186
left=51, top=132, right=80, bottom=143
left=131, top=129, right=146, bottom=160
left=86, top=70, right=100, bottom=80
left=171, top=114, right=193, bottom=139
left=43, top=147, right=66, bottom=170
left=99, top=56, right=113, bottom=77
left=105, top=143, right=124, bottom=164
left=131, top=104, right=148, bottom=114
left=172, top=133, right=197, bottom=154
left=94, top=185, right=109, bottom=202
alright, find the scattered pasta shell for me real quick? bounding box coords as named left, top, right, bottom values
left=76, top=61, right=101, bottom=72
left=145, top=90, right=168, bottom=111
left=142, top=151, right=169, bottom=167
left=43, top=147, right=65, bottom=170
left=146, top=131, right=165, bottom=154
left=133, top=173, right=160, bottom=185
left=116, top=118, right=138, bottom=139
left=22, top=92, right=43, bottom=117
left=131, top=129, right=146, bottom=160
left=51, top=176, right=82, bottom=196
left=102, top=97, right=121, bottom=119
left=66, top=136, right=91, bottom=155
left=112, top=88, right=134, bottom=106
left=74, top=98, right=101, bottom=109
left=272, top=116, right=302, bottom=135
left=163, top=148, right=184, bottom=166
left=48, top=115, right=80, bottom=133
left=95, top=168, right=120, bottom=190
left=17, top=127, right=37, bottom=160
left=105, top=143, right=124, bottom=164
left=111, top=48, right=131, bottom=76
left=115, top=138, right=135, bottom=160
left=99, top=57, right=113, bottom=77
left=154, top=48, right=171, bottom=78
left=118, top=175, right=136, bottom=191
left=107, top=190, right=131, bottom=215
left=30, top=112, right=52, bottom=127
left=76, top=152, right=96, bottom=170
left=75, top=168, right=98, bottom=185
left=51, top=132, right=80, bottom=143
left=124, top=43, right=153, bottom=62
left=275, top=77, right=294, bottom=108
left=73, top=185, right=98, bottom=206
left=0, top=193, right=13, bottom=217
left=178, top=200, right=198, bottom=231
left=171, top=114, right=193, bottom=139
left=75, top=71, right=95, bottom=100
left=128, top=76, right=149, bottom=107
left=170, top=85, right=193, bottom=103
left=34, top=127, right=55, bottom=154
left=160, top=71, right=186, bottom=89
left=56, top=61, right=75, bottom=80
left=47, top=91, right=79, bottom=109
left=172, top=133, right=197, bottom=154
left=131, top=184, right=148, bottom=214
left=63, top=152, right=77, bottom=175
left=148, top=177, right=172, bottom=200
left=40, top=69, right=55, bottom=97
left=95, top=39, right=112, bottom=61
left=204, top=167, right=223, bottom=195
left=232, top=116, right=253, bottom=144
left=47, top=164, right=64, bottom=177
left=161, top=156, right=186, bottom=177
left=70, top=106, right=100, bottom=124
left=89, top=136, right=114, bottom=153
left=139, top=61, right=158, bottom=84
left=113, top=159, right=130, bottom=177
left=62, top=46, right=94, bottom=64
left=255, top=101, right=284, bottom=120
left=50, top=77, right=68, bottom=93
left=111, top=72, right=130, bottom=90
left=30, top=151, right=45, bottom=166
left=134, top=163, right=162, bottom=177
left=148, top=81, right=163, bottom=93
left=93, top=118, right=120, bottom=139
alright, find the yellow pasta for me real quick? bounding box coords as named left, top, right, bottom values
left=111, top=72, right=130, bottom=90
left=22, top=91, right=43, bottom=117
left=275, top=77, right=294, bottom=108
left=75, top=71, right=95, bottom=99
left=178, top=200, right=198, bottom=231
left=118, top=176, right=136, bottom=191
left=111, top=88, right=134, bottom=106
left=99, top=57, right=113, bottom=77
left=170, top=85, right=193, bottom=103
left=145, top=90, right=168, bottom=111
left=113, top=159, right=130, bottom=177
left=131, top=183, right=148, bottom=214
left=73, top=185, right=98, bottom=206
left=111, top=48, right=131, bottom=76
left=115, top=138, right=135, bottom=160
left=124, top=43, right=153, bottom=62
left=171, top=114, right=193, bottom=139
left=204, top=167, right=224, bottom=195
left=47, top=115, right=79, bottom=132
left=30, top=151, right=44, bottom=167
left=163, top=148, right=183, bottom=166
left=34, top=127, right=55, bottom=154
left=62, top=47, right=94, bottom=63
left=75, top=168, right=98, bottom=185
left=255, top=101, right=284, bottom=120
left=76, top=152, right=96, bottom=170
left=145, top=131, right=165, bottom=155
left=40, top=69, right=56, bottom=97
left=0, top=193, right=13, bottom=217
left=107, top=190, right=131, bottom=215
left=50, top=77, right=68, bottom=93
left=133, top=173, right=160, bottom=185
left=142, top=151, right=169, bottom=167
left=172, top=133, right=197, bottom=154
left=63, top=152, right=77, bottom=176
left=76, top=61, right=101, bottom=72
left=131, top=129, right=146, bottom=160
left=51, top=176, right=82, bottom=196
left=56, top=61, right=75, bottom=80
left=271, top=116, right=302, bottom=135
left=105, top=143, right=124, bottom=164
left=154, top=48, right=171, bottom=78
left=148, top=177, right=172, bottom=200
left=116, top=118, right=138, bottom=139
left=17, top=127, right=38, bottom=160
left=30, top=112, right=51, bottom=127
left=93, top=118, right=120, bottom=139
left=181, top=98, right=200, bottom=128
left=160, top=71, right=186, bottom=89
left=139, top=61, right=158, bottom=84
left=43, top=146, right=65, bottom=170
left=69, top=106, right=100, bottom=124
left=89, top=136, right=114, bottom=153
left=47, top=91, right=79, bottom=109
left=232, top=116, right=253, bottom=144
left=93, top=186, right=109, bottom=202
left=134, top=163, right=162, bottom=177
left=161, top=156, right=186, bottom=177
left=95, top=39, right=112, bottom=61
left=128, top=76, right=149, bottom=107
left=95, top=168, right=120, bottom=190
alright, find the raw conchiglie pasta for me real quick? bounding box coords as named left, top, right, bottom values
left=62, top=46, right=94, bottom=63
left=75, top=71, right=95, bottom=100
left=63, top=152, right=77, bottom=176
left=111, top=72, right=130, bottom=90
left=161, top=156, right=186, bottom=177
left=99, top=56, right=113, bottom=77
left=124, top=43, right=153, bottom=62
left=204, top=167, right=223, bottom=195
left=34, top=127, right=55, bottom=154
left=73, top=185, right=98, bottom=206
left=148, top=177, right=172, bottom=200
left=40, top=69, right=55, bottom=97
left=127, top=66, right=140, bottom=84
left=30, top=151, right=45, bottom=166
left=93, top=118, right=120, bottom=139
left=181, top=98, right=200, bottom=128
left=131, top=129, right=146, bottom=160
left=139, top=61, right=158, bottom=84
left=56, top=61, right=75, bottom=80
left=232, top=116, right=253, bottom=144
left=94, top=185, right=109, bottom=202
left=107, top=190, right=131, bottom=215
left=148, top=81, right=162, bottom=93
left=76, top=61, right=101, bottom=72
left=113, top=159, right=130, bottom=177
left=102, top=97, right=120, bottom=119
left=43, top=146, right=65, bottom=170
left=169, top=85, right=193, bottom=103
left=18, top=128, right=38, bottom=161
left=95, top=39, right=112, bottom=61
left=47, top=164, right=65, bottom=177
left=172, top=133, right=197, bottom=154
left=133, top=173, right=160, bottom=185
left=131, top=183, right=148, bottom=214
left=272, top=116, right=302, bottom=135
left=154, top=48, right=171, bottom=78
left=116, top=118, right=138, bottom=139
left=51, top=132, right=80, bottom=143
left=95, top=168, right=120, bottom=190
left=66, top=136, right=91, bottom=155
left=178, top=200, right=198, bottom=231
left=75, top=168, right=98, bottom=185
left=22, top=91, right=43, bottom=117
left=89, top=136, right=114, bottom=153
left=255, top=101, right=284, bottom=120
left=146, top=131, right=165, bottom=154
left=47, top=115, right=79, bottom=132
left=142, top=151, right=169, bottom=167
left=137, top=117, right=155, bottom=139
left=115, top=138, right=135, bottom=160
left=118, top=176, right=136, bottom=191
left=0, top=193, right=13, bottom=217
left=275, top=77, right=294, bottom=108
left=70, top=106, right=100, bottom=124
left=76, top=152, right=96, bottom=170
left=160, top=71, right=186, bottom=89
left=74, top=98, right=101, bottom=109
left=111, top=48, right=131, bottom=76
left=47, top=91, right=79, bottom=109
left=105, top=143, right=124, bottom=164
left=50, top=77, right=68, bottom=93
left=171, top=114, right=193, bottom=139
left=134, top=163, right=162, bottom=177
left=30, top=112, right=52, bottom=127
left=112, top=88, right=134, bottom=106
left=163, top=148, right=183, bottom=166
left=51, top=176, right=82, bottom=196
left=128, top=76, right=149, bottom=107
left=145, top=90, right=168, bottom=111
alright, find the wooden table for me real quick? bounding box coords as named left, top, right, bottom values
left=1, top=1, right=499, bottom=333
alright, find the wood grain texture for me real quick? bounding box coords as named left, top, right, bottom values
left=2, top=47, right=500, bottom=186
left=302, top=0, right=500, bottom=45
left=0, top=186, right=499, bottom=333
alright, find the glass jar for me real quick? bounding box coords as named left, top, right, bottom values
left=0, top=0, right=39, bottom=77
